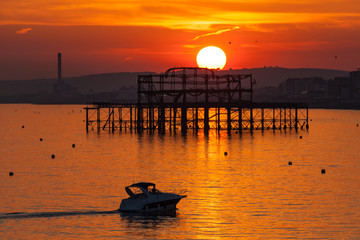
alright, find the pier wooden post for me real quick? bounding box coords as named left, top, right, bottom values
left=97, top=107, right=100, bottom=133
left=112, top=107, right=115, bottom=133
left=195, top=108, right=199, bottom=131
left=217, top=108, right=221, bottom=132
left=137, top=107, right=143, bottom=133
left=169, top=108, right=172, bottom=133
left=272, top=108, right=276, bottom=130
left=181, top=107, right=187, bottom=134
left=86, top=107, right=89, bottom=133
left=130, top=107, right=133, bottom=132
left=173, top=107, right=177, bottom=132
left=238, top=108, right=242, bottom=132
left=159, top=106, right=165, bottom=134
left=250, top=107, right=254, bottom=131
left=204, top=107, right=209, bottom=132
left=306, top=107, right=309, bottom=130
left=295, top=106, right=298, bottom=130
left=119, top=107, right=122, bottom=131
left=227, top=107, right=231, bottom=132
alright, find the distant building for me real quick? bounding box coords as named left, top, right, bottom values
left=279, top=77, right=327, bottom=99
left=327, top=69, right=360, bottom=100
left=278, top=69, right=360, bottom=102
left=328, top=77, right=352, bottom=99
left=350, top=69, right=360, bottom=99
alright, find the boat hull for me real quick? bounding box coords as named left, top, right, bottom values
left=118, top=193, right=184, bottom=212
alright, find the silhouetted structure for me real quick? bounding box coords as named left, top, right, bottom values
left=85, top=67, right=309, bottom=134
left=58, top=53, right=62, bottom=82
left=52, top=53, right=79, bottom=99
left=279, top=77, right=327, bottom=99
left=279, top=69, right=360, bottom=101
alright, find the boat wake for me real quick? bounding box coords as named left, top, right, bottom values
left=0, top=210, right=119, bottom=220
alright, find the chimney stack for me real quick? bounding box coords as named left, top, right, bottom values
left=57, top=53, right=62, bottom=82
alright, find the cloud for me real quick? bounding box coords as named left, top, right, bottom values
left=2, top=1, right=360, bottom=31
left=192, top=26, right=240, bottom=40
left=120, top=56, right=134, bottom=62
left=16, top=28, right=32, bottom=34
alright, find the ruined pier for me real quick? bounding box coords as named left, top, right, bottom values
left=85, top=67, right=309, bottom=134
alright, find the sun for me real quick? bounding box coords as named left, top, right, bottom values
left=196, top=46, right=227, bottom=69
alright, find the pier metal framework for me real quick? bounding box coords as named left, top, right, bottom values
left=85, top=67, right=309, bottom=134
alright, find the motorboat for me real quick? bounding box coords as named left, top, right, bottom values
left=118, top=182, right=186, bottom=212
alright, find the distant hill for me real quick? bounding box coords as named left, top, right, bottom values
left=0, top=72, right=153, bottom=97
left=65, top=72, right=154, bottom=94
left=0, top=68, right=349, bottom=97
left=223, top=67, right=349, bottom=88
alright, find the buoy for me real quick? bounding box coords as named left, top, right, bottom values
left=22, top=125, right=24, bottom=128
left=357, top=123, right=359, bottom=127
left=321, top=169, right=326, bottom=174
left=51, top=154, right=55, bottom=159
left=300, top=136, right=303, bottom=139
left=288, top=161, right=292, bottom=165
left=224, top=152, right=228, bottom=156
left=40, top=138, right=43, bottom=141
left=72, top=144, right=75, bottom=148
left=9, top=172, right=14, bottom=176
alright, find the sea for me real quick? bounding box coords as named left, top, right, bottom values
left=0, top=104, right=359, bottom=239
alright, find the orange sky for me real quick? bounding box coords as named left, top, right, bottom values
left=1, top=0, right=360, bottom=80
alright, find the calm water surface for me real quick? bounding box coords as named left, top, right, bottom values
left=0, top=104, right=360, bottom=239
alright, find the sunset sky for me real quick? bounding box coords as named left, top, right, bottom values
left=1, top=0, right=360, bottom=80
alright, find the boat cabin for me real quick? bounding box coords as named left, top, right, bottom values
left=125, top=182, right=160, bottom=198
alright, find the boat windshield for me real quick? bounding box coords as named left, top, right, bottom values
left=125, top=183, right=162, bottom=197
left=128, top=186, right=144, bottom=195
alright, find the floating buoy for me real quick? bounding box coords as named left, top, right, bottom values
left=224, top=152, right=228, bottom=156
left=357, top=123, right=359, bottom=127
left=321, top=169, right=326, bottom=174
left=40, top=138, right=43, bottom=141
left=22, top=125, right=24, bottom=128
left=72, top=144, right=75, bottom=148
left=9, top=172, right=14, bottom=176
left=299, top=136, right=303, bottom=139
left=51, top=154, right=55, bottom=159
left=288, top=161, right=292, bottom=165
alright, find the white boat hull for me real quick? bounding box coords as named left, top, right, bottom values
left=119, top=193, right=183, bottom=212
